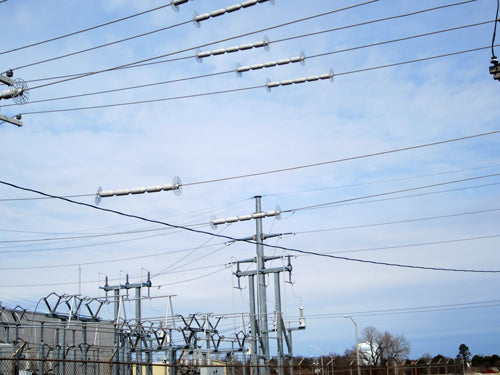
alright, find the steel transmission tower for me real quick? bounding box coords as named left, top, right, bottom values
left=212, top=196, right=303, bottom=375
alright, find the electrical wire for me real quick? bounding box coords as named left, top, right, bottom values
left=0, top=244, right=228, bottom=271
left=19, top=44, right=499, bottom=115
left=492, top=0, right=499, bottom=58
left=307, top=234, right=500, bottom=257
left=0, top=221, right=208, bottom=246
left=0, top=226, right=195, bottom=252
left=305, top=300, right=500, bottom=320
left=182, top=130, right=500, bottom=187
left=282, top=173, right=500, bottom=213
left=148, top=265, right=230, bottom=287
left=23, top=0, right=469, bottom=92
left=18, top=1, right=376, bottom=88
left=266, top=163, right=500, bottom=197
left=320, top=182, right=500, bottom=210
left=152, top=226, right=231, bottom=277
left=0, top=180, right=498, bottom=273
left=21, top=1, right=376, bottom=85
left=20, top=84, right=264, bottom=114
left=1, top=130, right=498, bottom=202
left=295, top=207, right=500, bottom=235
left=0, top=2, right=177, bottom=56
left=10, top=18, right=192, bottom=72
left=271, top=4, right=485, bottom=48
left=4, top=20, right=489, bottom=109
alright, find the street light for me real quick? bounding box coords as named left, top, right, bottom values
left=310, top=345, right=324, bottom=375
left=344, top=316, right=361, bottom=375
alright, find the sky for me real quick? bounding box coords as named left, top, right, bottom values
left=0, top=0, right=499, bottom=361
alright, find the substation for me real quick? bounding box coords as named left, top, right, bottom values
left=0, top=197, right=306, bottom=375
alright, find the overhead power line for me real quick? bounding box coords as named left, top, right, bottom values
left=3, top=207, right=499, bottom=245
left=18, top=45, right=497, bottom=115
left=296, top=207, right=500, bottom=235
left=22, top=0, right=465, bottom=90
left=1, top=180, right=499, bottom=273
left=0, top=242, right=229, bottom=270
left=3, top=20, right=489, bottom=109
left=284, top=173, right=500, bottom=213
left=0, top=1, right=186, bottom=57
left=306, top=299, right=500, bottom=320
left=182, top=130, right=500, bottom=187
left=10, top=19, right=192, bottom=72
left=1, top=130, right=498, bottom=201
left=2, top=231, right=498, bottom=271
left=8, top=0, right=346, bottom=73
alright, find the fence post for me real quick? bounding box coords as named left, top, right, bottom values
left=39, top=322, right=45, bottom=375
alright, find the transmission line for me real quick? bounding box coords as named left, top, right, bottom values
left=18, top=45, right=496, bottom=115
left=12, top=1, right=373, bottom=76
left=1, top=130, right=498, bottom=201
left=306, top=300, right=500, bottom=320
left=0, top=242, right=228, bottom=270
left=0, top=1, right=182, bottom=56
left=283, top=173, right=500, bottom=213
left=3, top=20, right=489, bottom=109
left=22, top=0, right=464, bottom=91
left=0, top=180, right=498, bottom=273
left=295, top=207, right=500, bottom=235
left=3, top=206, right=499, bottom=245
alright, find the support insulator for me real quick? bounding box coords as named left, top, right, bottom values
left=196, top=36, right=270, bottom=61
left=236, top=52, right=305, bottom=76
left=210, top=207, right=281, bottom=228
left=95, top=176, right=182, bottom=204
left=266, top=69, right=334, bottom=91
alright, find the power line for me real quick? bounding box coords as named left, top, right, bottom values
left=0, top=180, right=498, bottom=273
left=492, top=0, right=499, bottom=58
left=23, top=0, right=463, bottom=91
left=7, top=0, right=273, bottom=70
left=20, top=84, right=264, bottom=114
left=0, top=262, right=228, bottom=287
left=1, top=130, right=498, bottom=202
left=295, top=207, right=500, bottom=235
left=0, top=227, right=189, bottom=252
left=3, top=232, right=498, bottom=271
left=19, top=44, right=497, bottom=115
left=319, top=182, right=500, bottom=209
left=10, top=18, right=192, bottom=71
left=4, top=20, right=489, bottom=108
left=0, top=242, right=228, bottom=270
left=0, top=2, right=180, bottom=56
left=306, top=20, right=493, bottom=60
left=305, top=300, right=500, bottom=320
left=182, top=130, right=500, bottom=187
left=266, top=163, right=500, bottom=197
left=4, top=205, right=499, bottom=245
left=284, top=173, right=500, bottom=213
left=0, top=222, right=199, bottom=245
left=16, top=1, right=374, bottom=81
left=311, top=234, right=500, bottom=257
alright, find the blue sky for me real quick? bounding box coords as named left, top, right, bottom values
left=1, top=0, right=499, bottom=360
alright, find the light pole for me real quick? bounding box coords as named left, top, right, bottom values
left=310, top=346, right=324, bottom=375
left=344, top=316, right=361, bottom=375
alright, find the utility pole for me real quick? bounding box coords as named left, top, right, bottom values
left=255, top=196, right=270, bottom=374
left=101, top=272, right=152, bottom=375
left=214, top=196, right=297, bottom=375
left=344, top=316, right=361, bottom=375
left=0, top=70, right=27, bottom=127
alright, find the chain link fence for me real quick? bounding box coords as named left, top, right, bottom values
left=0, top=358, right=464, bottom=375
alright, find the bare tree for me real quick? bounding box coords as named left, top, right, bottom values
left=358, top=326, right=410, bottom=366
left=360, top=326, right=381, bottom=365
left=378, top=330, right=410, bottom=365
